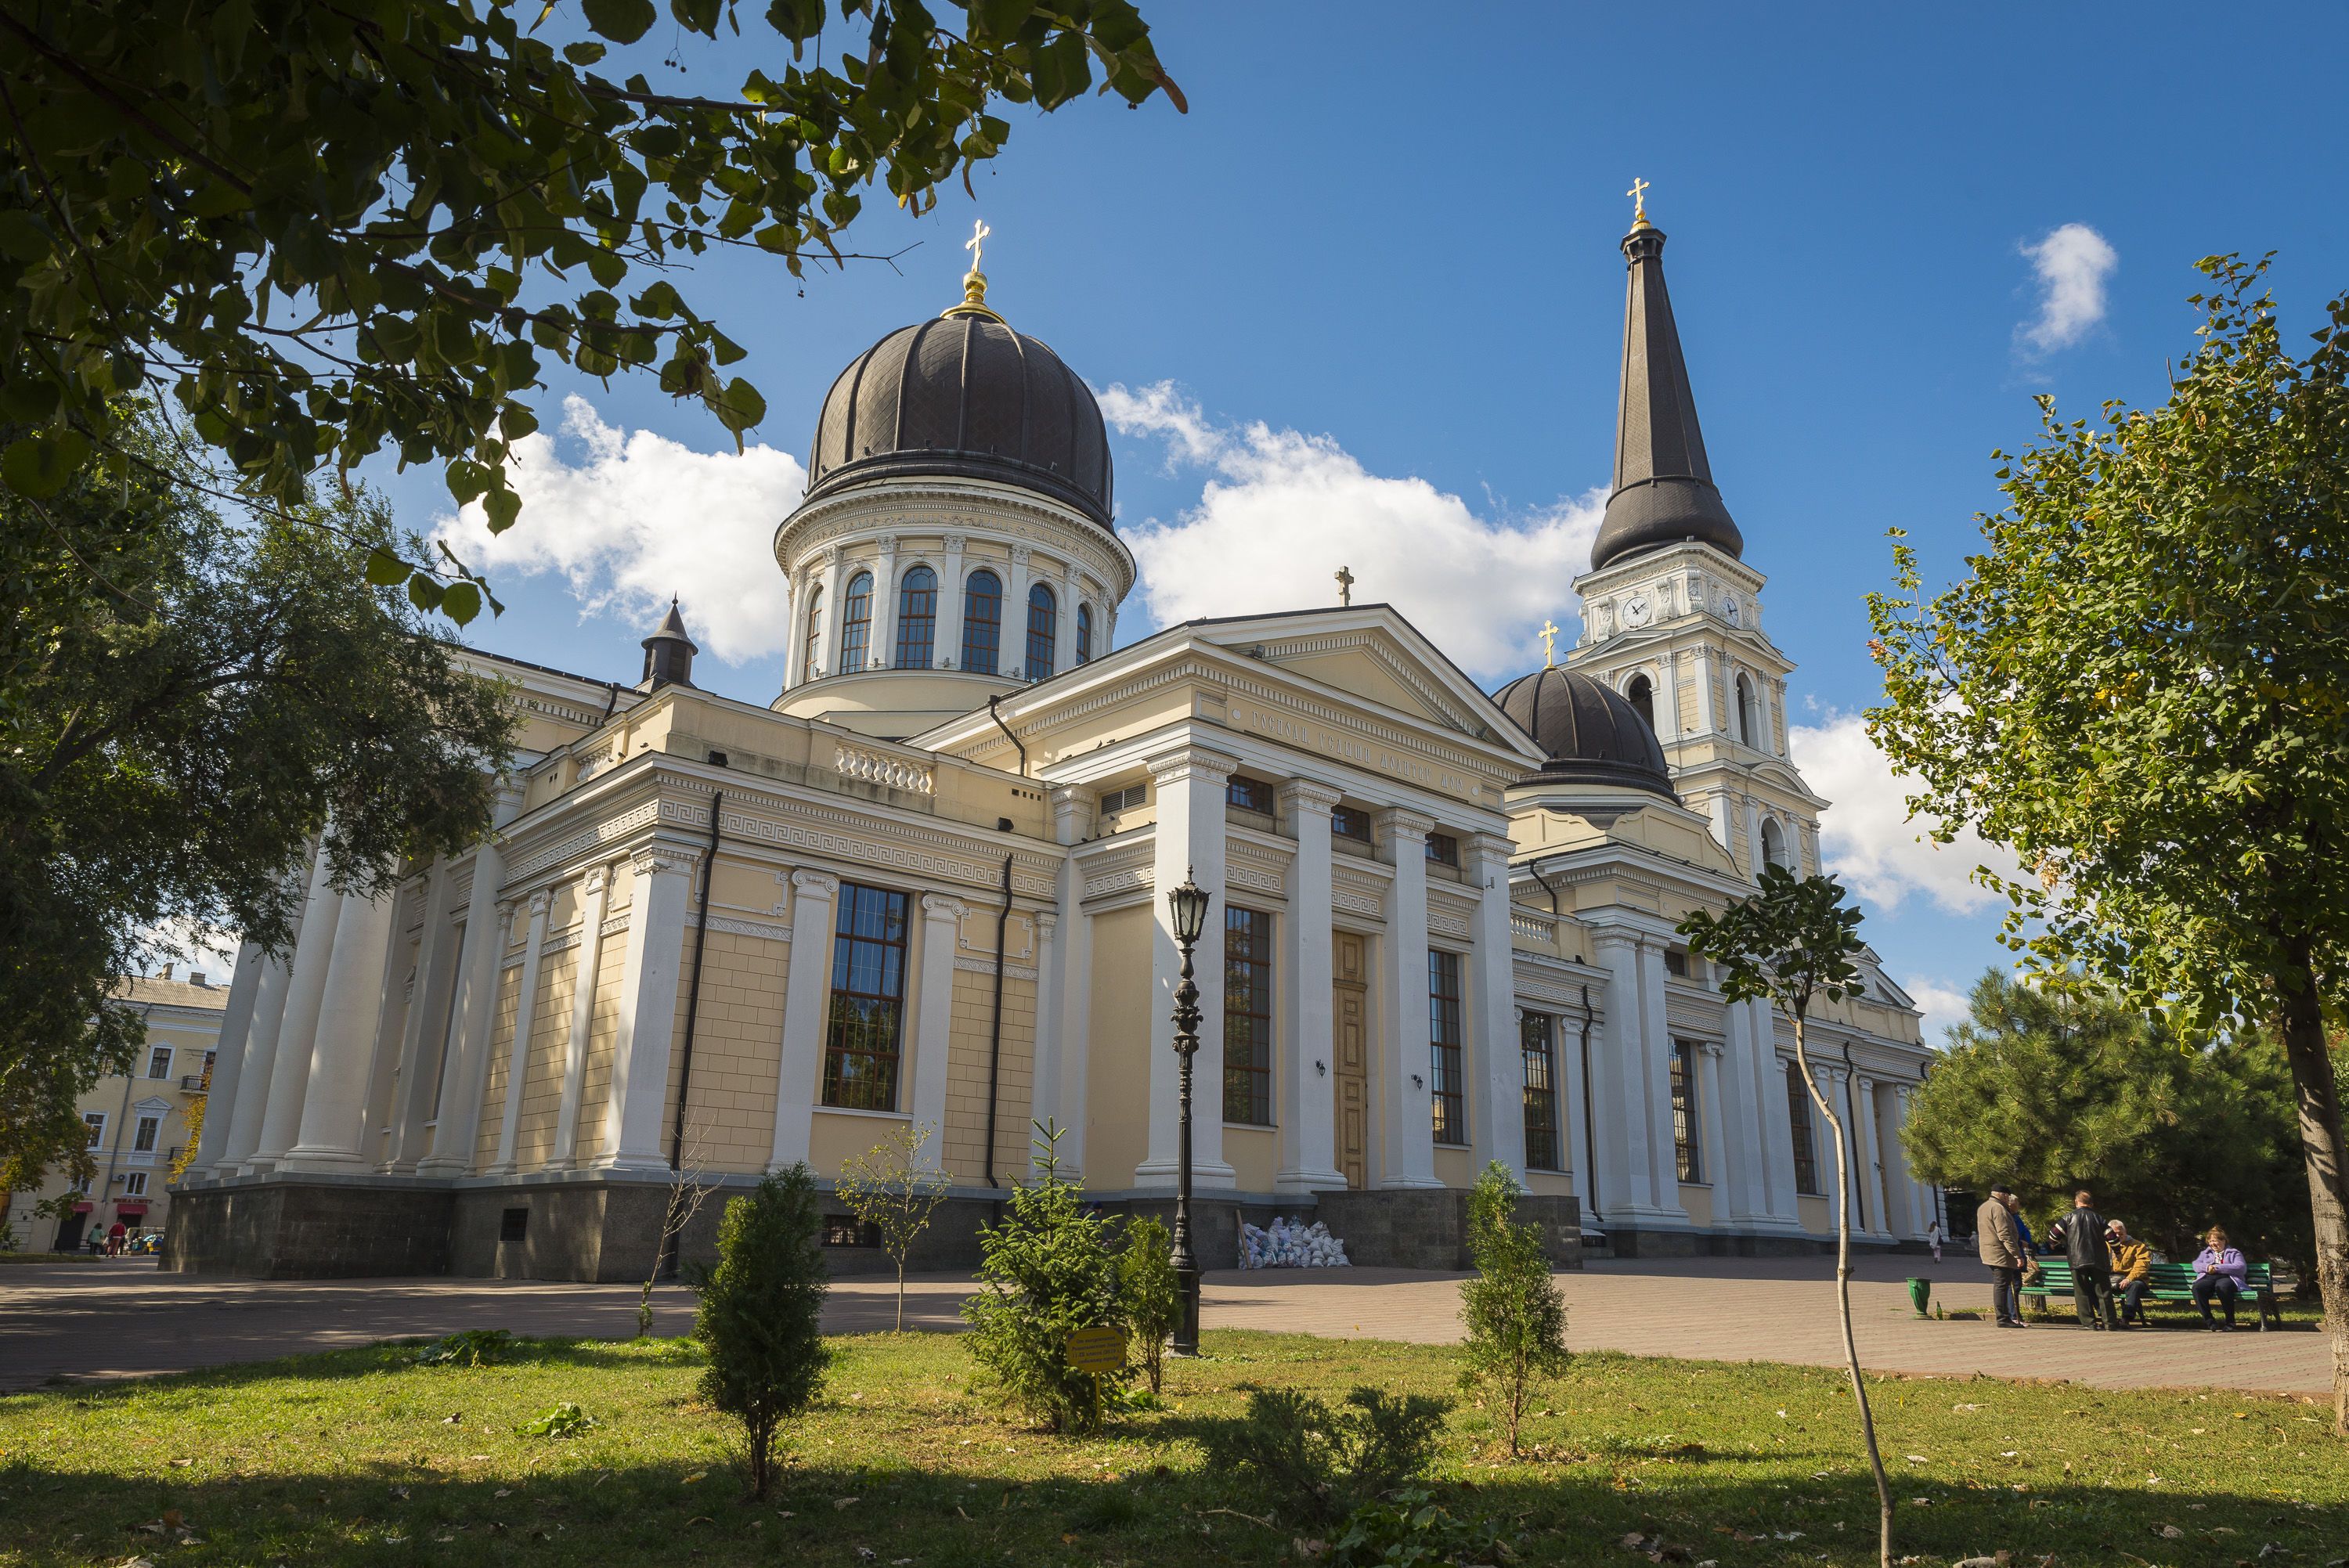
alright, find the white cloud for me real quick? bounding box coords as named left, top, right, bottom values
left=1789, top=708, right=2019, bottom=915
left=2017, top=222, right=2118, bottom=353
left=1102, top=383, right=1604, bottom=683
left=1900, top=974, right=1976, bottom=1051
left=433, top=395, right=805, bottom=665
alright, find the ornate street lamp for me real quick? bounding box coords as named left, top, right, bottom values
left=1165, top=871, right=1213, bottom=1357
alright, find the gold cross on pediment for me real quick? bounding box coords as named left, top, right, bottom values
left=1335, top=564, right=1355, bottom=607
left=1539, top=618, right=1561, bottom=666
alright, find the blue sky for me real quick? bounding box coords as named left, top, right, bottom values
left=359, top=2, right=2349, bottom=1042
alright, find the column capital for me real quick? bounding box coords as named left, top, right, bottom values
left=791, top=867, right=840, bottom=899
left=1146, top=744, right=1239, bottom=785
left=920, top=892, right=967, bottom=921
left=875, top=533, right=898, bottom=557
left=942, top=532, right=966, bottom=554
left=1036, top=910, right=1059, bottom=934
left=1698, top=1038, right=1727, bottom=1059
left=1373, top=806, right=1435, bottom=846
left=493, top=895, right=521, bottom=921
left=526, top=889, right=551, bottom=917
left=1008, top=542, right=1032, bottom=567
left=1276, top=777, right=1344, bottom=813
left=630, top=845, right=697, bottom=880
left=583, top=864, right=611, bottom=896
left=1589, top=926, right=1644, bottom=955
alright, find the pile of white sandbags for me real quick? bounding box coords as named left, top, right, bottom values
left=1236, top=1215, right=1351, bottom=1269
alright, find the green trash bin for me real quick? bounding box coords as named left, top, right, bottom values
left=1907, top=1276, right=1932, bottom=1317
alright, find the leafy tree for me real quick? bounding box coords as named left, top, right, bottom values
left=835, top=1121, right=951, bottom=1332
left=1866, top=255, right=2349, bottom=1433
left=1456, top=1161, right=1568, bottom=1458
left=959, top=1122, right=1128, bottom=1434
left=1115, top=1212, right=1177, bottom=1394
left=0, top=1, right=1182, bottom=615
left=1680, top=865, right=1894, bottom=1568
left=0, top=414, right=514, bottom=1209
left=690, top=1164, right=830, bottom=1500
left=1903, top=971, right=2306, bottom=1262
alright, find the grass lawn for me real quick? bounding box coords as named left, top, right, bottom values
left=2, top=1332, right=2341, bottom=1568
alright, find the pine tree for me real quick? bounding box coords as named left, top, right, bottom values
left=690, top=1166, right=829, bottom=1499
left=1117, top=1214, right=1179, bottom=1395
left=1456, top=1162, right=1570, bottom=1456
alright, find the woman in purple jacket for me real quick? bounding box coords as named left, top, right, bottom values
left=2192, top=1227, right=2248, bottom=1329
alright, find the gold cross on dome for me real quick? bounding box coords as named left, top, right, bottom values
left=1626, top=177, right=1651, bottom=223
left=965, top=218, right=991, bottom=274
left=1539, top=618, right=1561, bottom=666
left=1335, top=564, right=1355, bottom=607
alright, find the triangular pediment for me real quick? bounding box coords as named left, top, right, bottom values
left=1188, top=607, right=1525, bottom=748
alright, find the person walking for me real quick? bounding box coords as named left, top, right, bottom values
left=2192, top=1227, right=2248, bottom=1329
left=2054, top=1191, right=2118, bottom=1329
left=2106, top=1220, right=2153, bottom=1327
left=104, top=1219, right=126, bottom=1258
left=1927, top=1217, right=1944, bottom=1263
left=1977, top=1184, right=2026, bottom=1328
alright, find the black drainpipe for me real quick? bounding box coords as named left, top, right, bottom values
left=987, top=695, right=1027, bottom=777
left=1577, top=983, right=1600, bottom=1227
left=981, top=852, right=1014, bottom=1188
left=1528, top=856, right=1564, bottom=918
left=660, top=790, right=723, bottom=1278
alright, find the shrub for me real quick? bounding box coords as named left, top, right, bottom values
left=1203, top=1386, right=1450, bottom=1523
left=690, top=1164, right=829, bottom=1499
left=413, top=1328, right=512, bottom=1367
left=1328, top=1488, right=1509, bottom=1568
left=1117, top=1213, right=1178, bottom=1394
left=835, top=1122, right=951, bottom=1332
left=518, top=1401, right=597, bottom=1439
left=959, top=1123, right=1131, bottom=1434
left=1457, top=1161, right=1571, bottom=1456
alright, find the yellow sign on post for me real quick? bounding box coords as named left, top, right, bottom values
left=1064, top=1325, right=1127, bottom=1374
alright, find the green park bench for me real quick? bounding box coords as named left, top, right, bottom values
left=2016, top=1258, right=2279, bottom=1329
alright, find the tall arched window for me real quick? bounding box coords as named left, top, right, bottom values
left=1735, top=673, right=1755, bottom=746
left=894, top=565, right=937, bottom=669
left=961, top=569, right=1002, bottom=675
left=1759, top=817, right=1788, bottom=870
left=801, top=583, right=824, bottom=679
left=1026, top=582, right=1057, bottom=679
left=839, top=571, right=873, bottom=672
left=1626, top=672, right=1656, bottom=735
left=1076, top=603, right=1094, bottom=665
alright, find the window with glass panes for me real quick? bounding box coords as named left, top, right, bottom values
left=821, top=884, right=910, bottom=1111
left=1076, top=603, right=1093, bottom=664
left=894, top=565, right=937, bottom=668
left=1669, top=1040, right=1700, bottom=1183
left=1424, top=831, right=1460, bottom=867
left=839, top=571, right=874, bottom=672
left=801, top=583, right=824, bottom=674
left=133, top=1114, right=161, bottom=1153
left=1428, top=950, right=1466, bottom=1144
left=1026, top=582, right=1057, bottom=678
left=84, top=1112, right=105, bottom=1148
left=1330, top=805, right=1372, bottom=843
left=1225, top=775, right=1273, bottom=815
left=146, top=1046, right=172, bottom=1080
left=1521, top=1011, right=1561, bottom=1169
left=962, top=570, right=1002, bottom=674
left=1222, top=907, right=1272, bottom=1124
left=1786, top=1061, right=1820, bottom=1195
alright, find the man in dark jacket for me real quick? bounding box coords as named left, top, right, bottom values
left=2053, top=1189, right=2117, bottom=1329
left=1976, top=1186, right=2026, bottom=1327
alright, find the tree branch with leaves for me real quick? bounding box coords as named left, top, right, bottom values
left=835, top=1121, right=951, bottom=1332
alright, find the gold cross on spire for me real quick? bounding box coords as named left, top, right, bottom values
left=1539, top=618, right=1561, bottom=667
left=965, top=217, right=990, bottom=274
left=1627, top=176, right=1651, bottom=226
left=1335, top=564, right=1355, bottom=607
left=944, top=216, right=1003, bottom=320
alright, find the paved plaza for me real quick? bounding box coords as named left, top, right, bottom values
left=0, top=1253, right=2326, bottom=1396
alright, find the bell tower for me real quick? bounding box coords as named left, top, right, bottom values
left=1564, top=202, right=1826, bottom=879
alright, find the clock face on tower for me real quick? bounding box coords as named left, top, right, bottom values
left=1721, top=595, right=1741, bottom=626
left=1621, top=594, right=1653, bottom=629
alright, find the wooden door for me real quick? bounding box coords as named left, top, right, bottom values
left=1333, top=931, right=1369, bottom=1190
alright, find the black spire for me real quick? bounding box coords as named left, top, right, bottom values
left=640, top=597, right=698, bottom=690
left=1589, top=217, right=1743, bottom=573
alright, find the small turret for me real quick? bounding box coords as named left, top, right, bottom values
left=639, top=597, right=698, bottom=690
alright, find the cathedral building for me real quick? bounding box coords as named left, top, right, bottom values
left=171, top=208, right=1934, bottom=1279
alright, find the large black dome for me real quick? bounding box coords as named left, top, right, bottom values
left=805, top=311, right=1113, bottom=528
left=1492, top=666, right=1676, bottom=798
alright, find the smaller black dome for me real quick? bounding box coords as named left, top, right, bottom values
left=1492, top=666, right=1676, bottom=798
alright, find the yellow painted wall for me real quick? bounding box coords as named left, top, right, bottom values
left=572, top=925, right=630, bottom=1161
left=1084, top=903, right=1154, bottom=1186
left=655, top=927, right=789, bottom=1173
left=471, top=965, right=526, bottom=1170
left=944, top=967, right=1037, bottom=1183
left=1679, top=1182, right=1715, bottom=1227
left=1796, top=1195, right=1833, bottom=1235
left=1433, top=1146, right=1473, bottom=1190
left=808, top=1110, right=915, bottom=1181
left=1223, top=1125, right=1277, bottom=1191
left=510, top=948, right=579, bottom=1171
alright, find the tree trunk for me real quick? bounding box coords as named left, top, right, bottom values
left=1793, top=1014, right=1894, bottom=1567
left=2275, top=943, right=2349, bottom=1436
left=895, top=1259, right=907, bottom=1333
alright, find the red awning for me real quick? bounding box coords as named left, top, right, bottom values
left=72, top=1201, right=93, bottom=1214
left=115, top=1203, right=147, bottom=1217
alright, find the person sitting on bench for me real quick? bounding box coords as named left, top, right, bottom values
left=2192, top=1227, right=2248, bottom=1329
left=2105, top=1220, right=2152, bottom=1326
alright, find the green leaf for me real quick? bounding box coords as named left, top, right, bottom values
left=440, top=581, right=482, bottom=625
left=2, top=429, right=92, bottom=498
left=406, top=573, right=446, bottom=611
left=364, top=546, right=411, bottom=587
left=580, top=0, right=656, bottom=43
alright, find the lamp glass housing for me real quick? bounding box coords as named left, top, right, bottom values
left=1167, top=878, right=1212, bottom=944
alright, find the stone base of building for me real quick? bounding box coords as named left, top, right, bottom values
left=1600, top=1223, right=1908, bottom=1258
left=166, top=1177, right=459, bottom=1278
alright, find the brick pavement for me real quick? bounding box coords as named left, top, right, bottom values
left=0, top=1253, right=2326, bottom=1396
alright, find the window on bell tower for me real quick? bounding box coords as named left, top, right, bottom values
left=1626, top=672, right=1656, bottom=735
left=1735, top=673, right=1756, bottom=747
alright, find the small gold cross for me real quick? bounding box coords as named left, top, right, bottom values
left=965, top=218, right=990, bottom=274
left=1627, top=177, right=1651, bottom=223
left=1539, top=618, right=1561, bottom=666
left=1335, top=564, right=1355, bottom=607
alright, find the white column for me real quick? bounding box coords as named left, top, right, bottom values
left=1027, top=910, right=1062, bottom=1177
left=597, top=846, right=697, bottom=1172
left=1828, top=1065, right=1866, bottom=1233
left=908, top=892, right=963, bottom=1173
left=1744, top=798, right=1765, bottom=876
left=1137, top=745, right=1236, bottom=1188
left=871, top=535, right=900, bottom=669
left=1558, top=993, right=1594, bottom=1193
left=281, top=886, right=399, bottom=1171
left=1757, top=1004, right=1803, bottom=1220
left=1374, top=806, right=1441, bottom=1189
left=813, top=546, right=846, bottom=677
left=1275, top=780, right=1344, bottom=1195
left=1587, top=932, right=1647, bottom=1215
left=1694, top=1040, right=1728, bottom=1204
left=1004, top=546, right=1034, bottom=676
left=484, top=890, right=554, bottom=1176
left=385, top=860, right=460, bottom=1172
left=1639, top=942, right=1688, bottom=1217
left=1692, top=645, right=1718, bottom=734
left=1467, top=831, right=1526, bottom=1179
left=551, top=866, right=613, bottom=1169
left=214, top=950, right=294, bottom=1174
left=769, top=868, right=839, bottom=1170
left=1045, top=788, right=1092, bottom=1174
left=246, top=847, right=348, bottom=1171
left=415, top=847, right=511, bottom=1177
left=189, top=939, right=265, bottom=1176
left=1055, top=562, right=1078, bottom=676
left=1716, top=1000, right=1773, bottom=1227
left=938, top=535, right=967, bottom=669
left=1854, top=1073, right=1891, bottom=1238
